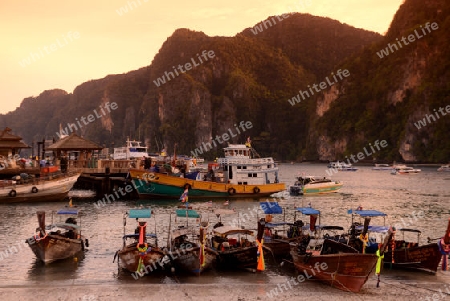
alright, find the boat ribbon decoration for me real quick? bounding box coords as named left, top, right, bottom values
left=256, top=238, right=265, bottom=271
left=136, top=222, right=150, bottom=273
left=375, top=244, right=384, bottom=288
left=359, top=233, right=369, bottom=254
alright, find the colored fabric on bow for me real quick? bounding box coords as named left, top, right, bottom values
left=256, top=239, right=265, bottom=271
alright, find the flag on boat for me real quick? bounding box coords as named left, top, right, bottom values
left=223, top=200, right=229, bottom=206
left=179, top=188, right=189, bottom=203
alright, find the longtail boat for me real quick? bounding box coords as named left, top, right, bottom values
left=348, top=209, right=448, bottom=273
left=167, top=207, right=218, bottom=275
left=289, top=206, right=393, bottom=292
left=128, top=143, right=285, bottom=199
left=114, top=209, right=165, bottom=275
left=26, top=208, right=88, bottom=264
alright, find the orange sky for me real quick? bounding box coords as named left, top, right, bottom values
left=0, top=0, right=404, bottom=114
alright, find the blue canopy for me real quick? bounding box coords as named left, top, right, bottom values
left=348, top=209, right=387, bottom=217
left=57, top=209, right=79, bottom=215
left=176, top=209, right=200, bottom=218
left=260, top=202, right=283, bottom=214
left=296, top=207, right=320, bottom=215
left=129, top=209, right=152, bottom=218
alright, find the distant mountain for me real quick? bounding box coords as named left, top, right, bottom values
left=2, top=2, right=447, bottom=163
left=312, top=0, right=450, bottom=162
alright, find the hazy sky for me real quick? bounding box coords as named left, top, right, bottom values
left=0, top=0, right=404, bottom=114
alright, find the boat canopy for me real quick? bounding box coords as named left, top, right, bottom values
left=57, top=209, right=79, bottom=215
left=129, top=209, right=152, bottom=218
left=213, top=226, right=253, bottom=237
left=259, top=202, right=283, bottom=214
left=296, top=207, right=320, bottom=215
left=47, top=223, right=81, bottom=231
left=176, top=209, right=200, bottom=218
left=348, top=209, right=387, bottom=217
left=356, top=225, right=390, bottom=233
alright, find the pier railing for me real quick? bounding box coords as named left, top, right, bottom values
left=67, top=159, right=135, bottom=174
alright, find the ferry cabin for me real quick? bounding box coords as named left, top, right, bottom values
left=218, top=144, right=279, bottom=185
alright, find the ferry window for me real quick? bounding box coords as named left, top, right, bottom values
left=253, top=173, right=257, bottom=177
left=248, top=173, right=252, bottom=177
left=243, top=166, right=247, bottom=169
left=237, top=166, right=241, bottom=169
left=267, top=165, right=271, bottom=168
left=243, top=182, right=248, bottom=185
left=224, top=165, right=228, bottom=171
left=238, top=182, right=242, bottom=185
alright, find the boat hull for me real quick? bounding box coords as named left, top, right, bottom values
left=290, top=240, right=378, bottom=293
left=290, top=183, right=343, bottom=195
left=170, top=246, right=217, bottom=275
left=0, top=173, right=79, bottom=203
left=383, top=243, right=442, bottom=273
left=263, top=240, right=292, bottom=259
left=27, top=234, right=84, bottom=264
left=216, top=246, right=258, bottom=270
left=129, top=169, right=285, bottom=199
left=118, top=244, right=166, bottom=273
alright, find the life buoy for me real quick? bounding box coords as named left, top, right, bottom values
left=253, top=187, right=260, bottom=194
left=9, top=190, right=16, bottom=197
left=228, top=187, right=236, bottom=195
left=31, top=186, right=38, bottom=193
left=184, top=183, right=191, bottom=190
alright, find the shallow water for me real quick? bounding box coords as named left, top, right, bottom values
left=0, top=163, right=449, bottom=300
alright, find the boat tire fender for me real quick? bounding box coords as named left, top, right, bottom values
left=31, top=186, right=38, bottom=193
left=228, top=188, right=236, bottom=195
left=9, top=190, right=16, bottom=197
left=253, top=187, right=260, bottom=194
left=184, top=183, right=191, bottom=190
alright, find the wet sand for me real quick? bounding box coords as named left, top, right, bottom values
left=1, top=270, right=449, bottom=301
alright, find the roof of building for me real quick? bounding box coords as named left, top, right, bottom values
left=46, top=133, right=103, bottom=151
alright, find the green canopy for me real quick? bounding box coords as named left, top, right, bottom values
left=176, top=209, right=200, bottom=218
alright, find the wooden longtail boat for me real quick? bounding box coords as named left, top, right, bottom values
left=128, top=143, right=285, bottom=199
left=114, top=209, right=165, bottom=274
left=167, top=208, right=218, bottom=275
left=348, top=209, right=449, bottom=273
left=290, top=239, right=382, bottom=293
left=26, top=208, right=88, bottom=264
left=212, top=225, right=259, bottom=270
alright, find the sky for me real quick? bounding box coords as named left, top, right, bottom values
left=0, top=0, right=404, bottom=114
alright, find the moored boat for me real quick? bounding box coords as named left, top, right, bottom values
left=289, top=175, right=343, bottom=196
left=129, top=143, right=285, bottom=199
left=391, top=164, right=421, bottom=175
left=372, top=163, right=393, bottom=170
left=212, top=225, right=259, bottom=271
left=113, top=138, right=149, bottom=160
left=167, top=207, right=218, bottom=275
left=0, top=170, right=80, bottom=203
left=327, top=161, right=358, bottom=171
left=114, top=209, right=165, bottom=275
left=26, top=208, right=88, bottom=264
left=437, top=164, right=450, bottom=172
left=347, top=209, right=448, bottom=273
left=290, top=239, right=383, bottom=292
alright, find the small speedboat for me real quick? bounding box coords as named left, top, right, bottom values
left=391, top=164, right=421, bottom=175
left=327, top=161, right=358, bottom=171
left=289, top=176, right=343, bottom=195
left=372, top=164, right=393, bottom=170
left=437, top=165, right=450, bottom=172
